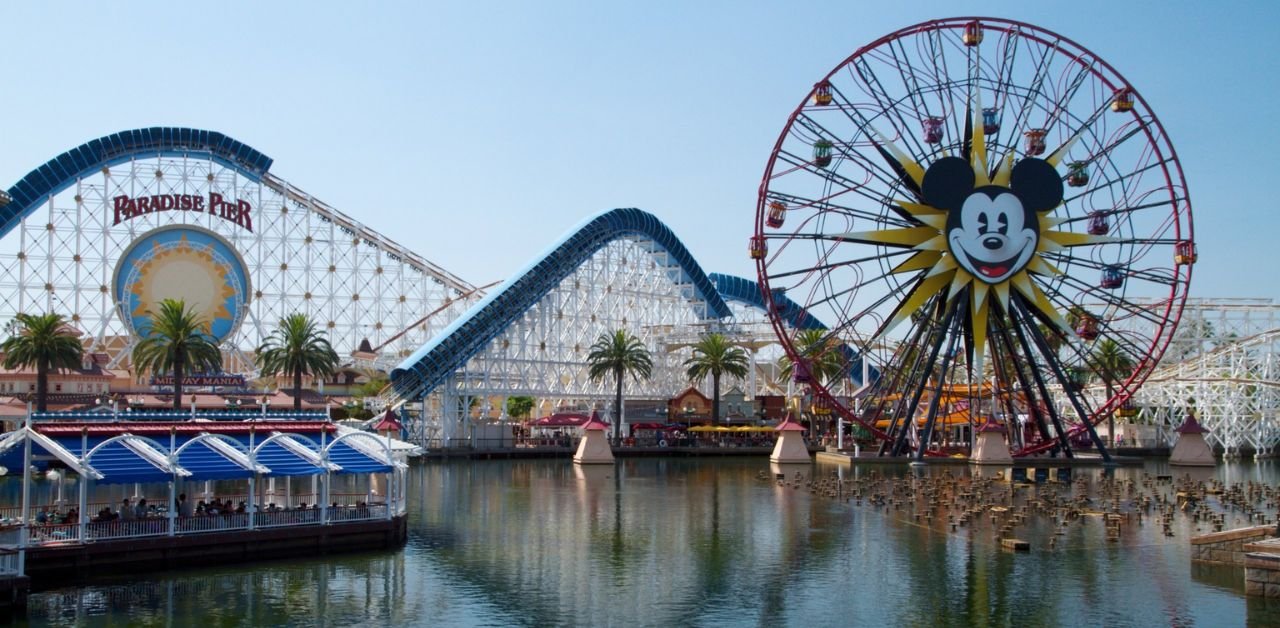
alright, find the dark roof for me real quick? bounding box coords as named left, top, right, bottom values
left=1175, top=415, right=1209, bottom=434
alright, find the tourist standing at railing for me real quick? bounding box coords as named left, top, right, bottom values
left=134, top=498, right=148, bottom=519
left=178, top=493, right=192, bottom=518
left=35, top=507, right=49, bottom=525
left=120, top=499, right=134, bottom=521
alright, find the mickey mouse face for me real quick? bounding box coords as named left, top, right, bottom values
left=921, top=156, right=1064, bottom=285
left=948, top=190, right=1037, bottom=283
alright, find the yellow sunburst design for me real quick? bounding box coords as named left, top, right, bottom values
left=129, top=233, right=235, bottom=332
left=833, top=93, right=1109, bottom=376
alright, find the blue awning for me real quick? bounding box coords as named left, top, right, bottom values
left=0, top=427, right=395, bottom=484
left=233, top=435, right=328, bottom=477
left=174, top=441, right=254, bottom=480
left=327, top=441, right=392, bottom=474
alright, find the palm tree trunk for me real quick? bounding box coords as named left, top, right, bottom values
left=294, top=368, right=304, bottom=411
left=173, top=348, right=185, bottom=411
left=36, top=355, right=48, bottom=413
left=712, top=373, right=720, bottom=426
left=614, top=367, right=623, bottom=443
left=1106, top=381, right=1116, bottom=449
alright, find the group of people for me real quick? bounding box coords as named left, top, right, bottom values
left=33, top=494, right=373, bottom=527
left=34, top=506, right=78, bottom=525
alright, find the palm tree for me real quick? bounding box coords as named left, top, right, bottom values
left=132, top=299, right=223, bottom=410
left=1, top=313, right=83, bottom=412
left=256, top=313, right=340, bottom=411
left=684, top=333, right=749, bottom=425
left=1091, top=338, right=1135, bottom=446
left=586, top=329, right=653, bottom=441
left=778, top=328, right=846, bottom=385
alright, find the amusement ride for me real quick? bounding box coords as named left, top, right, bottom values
left=752, top=18, right=1195, bottom=460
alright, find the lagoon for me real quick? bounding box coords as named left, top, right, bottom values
left=18, top=458, right=1280, bottom=626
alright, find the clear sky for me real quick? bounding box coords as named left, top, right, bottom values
left=2, top=0, right=1277, bottom=302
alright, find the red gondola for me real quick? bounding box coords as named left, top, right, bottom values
left=982, top=107, right=1000, bottom=135
left=1111, top=87, right=1135, bottom=113
left=749, top=235, right=767, bottom=260
left=766, top=201, right=787, bottom=228
left=813, top=140, right=833, bottom=168
left=963, top=21, right=983, bottom=46
left=813, top=81, right=833, bottom=106
left=1175, top=241, right=1198, bottom=265
left=1087, top=211, right=1109, bottom=235
left=1075, top=315, right=1099, bottom=341
left=1101, top=266, right=1125, bottom=289
left=1067, top=162, right=1089, bottom=187
left=1024, top=129, right=1047, bottom=156
left=923, top=117, right=945, bottom=144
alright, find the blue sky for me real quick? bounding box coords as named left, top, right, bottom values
left=2, top=1, right=1277, bottom=301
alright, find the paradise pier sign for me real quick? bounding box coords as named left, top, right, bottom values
left=112, top=192, right=253, bottom=232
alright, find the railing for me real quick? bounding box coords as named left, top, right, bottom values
left=175, top=514, right=249, bottom=535
left=15, top=500, right=397, bottom=547
left=0, top=548, right=17, bottom=576
left=86, top=517, right=170, bottom=541
left=328, top=503, right=387, bottom=523
left=427, top=436, right=782, bottom=451
left=29, top=522, right=81, bottom=545
left=255, top=508, right=321, bottom=529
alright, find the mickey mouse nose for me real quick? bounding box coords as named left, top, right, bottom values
left=982, top=236, right=1002, bottom=250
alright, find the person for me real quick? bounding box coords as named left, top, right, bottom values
left=134, top=498, right=147, bottom=519
left=35, top=506, right=49, bottom=525
left=120, top=498, right=134, bottom=521
left=178, top=493, right=192, bottom=518
left=236, top=501, right=246, bottom=514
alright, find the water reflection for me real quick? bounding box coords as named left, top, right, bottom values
left=19, top=458, right=1280, bottom=626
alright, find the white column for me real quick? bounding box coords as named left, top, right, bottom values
left=320, top=472, right=330, bottom=525
left=78, top=429, right=89, bottom=541
left=19, top=420, right=32, bottom=575
left=167, top=480, right=176, bottom=537
left=247, top=474, right=256, bottom=530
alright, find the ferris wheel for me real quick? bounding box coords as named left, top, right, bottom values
left=752, top=17, right=1195, bottom=459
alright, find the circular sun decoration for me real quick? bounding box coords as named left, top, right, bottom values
left=753, top=18, right=1193, bottom=459
left=113, top=225, right=252, bottom=342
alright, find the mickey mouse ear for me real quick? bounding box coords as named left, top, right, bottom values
left=921, top=157, right=974, bottom=211
left=1010, top=158, right=1064, bottom=212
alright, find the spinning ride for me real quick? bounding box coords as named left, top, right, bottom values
left=753, top=18, right=1194, bottom=459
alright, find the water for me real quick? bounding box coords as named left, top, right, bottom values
left=15, top=458, right=1280, bottom=626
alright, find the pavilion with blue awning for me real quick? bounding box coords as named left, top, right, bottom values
left=0, top=420, right=408, bottom=544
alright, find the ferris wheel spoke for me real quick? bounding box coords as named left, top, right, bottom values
left=1058, top=196, right=1179, bottom=225
left=986, top=29, right=1023, bottom=152
left=922, top=27, right=966, bottom=144
left=852, top=58, right=932, bottom=160
left=1073, top=125, right=1156, bottom=179
left=770, top=152, right=894, bottom=208
left=799, top=267, right=918, bottom=317
left=997, top=37, right=1059, bottom=163
left=1041, top=59, right=1099, bottom=133
left=882, top=39, right=934, bottom=121
left=766, top=249, right=914, bottom=281
left=791, top=112, right=916, bottom=189
left=769, top=190, right=918, bottom=229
